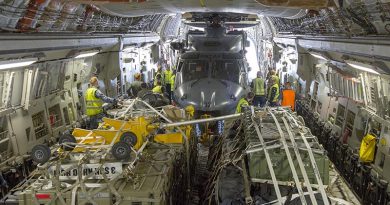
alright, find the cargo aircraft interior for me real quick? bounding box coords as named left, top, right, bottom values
left=0, top=0, right=389, bottom=204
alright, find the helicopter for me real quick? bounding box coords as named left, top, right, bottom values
left=171, top=13, right=253, bottom=116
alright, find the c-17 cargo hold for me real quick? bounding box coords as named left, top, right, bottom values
left=0, top=0, right=390, bottom=204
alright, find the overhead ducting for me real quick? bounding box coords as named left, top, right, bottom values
left=254, top=0, right=334, bottom=9
left=0, top=0, right=163, bottom=33
left=96, top=0, right=306, bottom=19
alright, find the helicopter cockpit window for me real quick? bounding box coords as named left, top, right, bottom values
left=182, top=60, right=209, bottom=81
left=212, top=60, right=240, bottom=83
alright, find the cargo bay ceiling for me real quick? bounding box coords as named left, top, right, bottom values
left=0, top=0, right=389, bottom=36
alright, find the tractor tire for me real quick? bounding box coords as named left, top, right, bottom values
left=111, top=142, right=131, bottom=160
left=31, top=144, right=51, bottom=164
left=120, top=132, right=137, bottom=146
left=59, top=134, right=76, bottom=151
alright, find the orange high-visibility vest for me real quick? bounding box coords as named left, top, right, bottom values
left=281, top=89, right=295, bottom=111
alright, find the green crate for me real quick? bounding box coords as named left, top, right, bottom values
left=18, top=143, right=185, bottom=205
left=247, top=147, right=329, bottom=185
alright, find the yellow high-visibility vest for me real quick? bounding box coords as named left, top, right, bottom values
left=154, top=72, right=162, bottom=86
left=267, top=84, right=280, bottom=102
left=272, top=75, right=280, bottom=85
left=152, top=85, right=162, bottom=94
left=85, top=87, right=103, bottom=116
left=235, top=98, right=249, bottom=113
left=163, top=70, right=172, bottom=84
left=170, top=75, right=175, bottom=91
left=253, top=78, right=265, bottom=96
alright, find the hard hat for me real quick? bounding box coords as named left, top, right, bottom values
left=89, top=76, right=98, bottom=85
left=134, top=73, right=141, bottom=80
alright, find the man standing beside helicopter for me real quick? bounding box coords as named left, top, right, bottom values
left=162, top=66, right=173, bottom=103
left=252, top=71, right=266, bottom=107
left=154, top=65, right=163, bottom=86
left=267, top=75, right=280, bottom=107
left=170, top=69, right=177, bottom=102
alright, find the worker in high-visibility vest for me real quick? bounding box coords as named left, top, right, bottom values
left=170, top=70, right=176, bottom=102
left=85, top=77, right=117, bottom=129
left=273, top=74, right=280, bottom=87
left=281, top=82, right=296, bottom=111
left=267, top=76, right=280, bottom=107
left=235, top=92, right=254, bottom=113
left=152, top=81, right=163, bottom=94
left=268, top=69, right=280, bottom=86
left=126, top=73, right=143, bottom=98
left=170, top=70, right=176, bottom=92
left=154, top=65, right=162, bottom=86
left=185, top=105, right=195, bottom=119
left=252, top=71, right=266, bottom=107
left=163, top=66, right=173, bottom=102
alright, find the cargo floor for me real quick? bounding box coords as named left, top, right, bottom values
left=190, top=143, right=209, bottom=204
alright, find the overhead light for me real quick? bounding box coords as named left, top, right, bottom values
left=309, top=51, right=329, bottom=61
left=74, top=50, right=99, bottom=59
left=0, top=58, right=38, bottom=70
left=310, top=53, right=328, bottom=61
left=345, top=60, right=380, bottom=75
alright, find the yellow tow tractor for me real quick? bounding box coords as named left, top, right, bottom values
left=31, top=114, right=192, bottom=164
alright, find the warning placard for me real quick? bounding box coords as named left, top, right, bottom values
left=48, top=163, right=123, bottom=180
